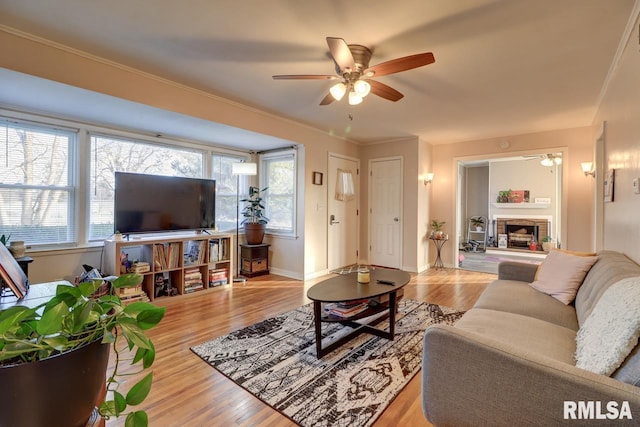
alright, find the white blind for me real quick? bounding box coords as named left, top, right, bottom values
left=0, top=119, right=76, bottom=245
left=260, top=150, right=296, bottom=235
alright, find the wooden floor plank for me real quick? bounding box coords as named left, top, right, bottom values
left=105, top=268, right=494, bottom=426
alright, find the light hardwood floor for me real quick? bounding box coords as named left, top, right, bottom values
left=105, top=268, right=494, bottom=427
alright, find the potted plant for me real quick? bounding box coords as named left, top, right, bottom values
left=0, top=273, right=165, bottom=427
left=430, top=219, right=446, bottom=239
left=241, top=186, right=269, bottom=245
left=541, top=235, right=556, bottom=252
left=496, top=190, right=512, bottom=203
left=470, top=216, right=485, bottom=231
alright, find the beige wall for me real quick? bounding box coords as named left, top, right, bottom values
left=593, top=11, right=640, bottom=263
left=0, top=27, right=360, bottom=281
left=431, top=126, right=595, bottom=267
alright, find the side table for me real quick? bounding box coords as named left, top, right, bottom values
left=429, top=236, right=448, bottom=269
left=240, top=244, right=270, bottom=278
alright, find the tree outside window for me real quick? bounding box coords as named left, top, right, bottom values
left=89, top=134, right=203, bottom=240
left=0, top=120, right=75, bottom=245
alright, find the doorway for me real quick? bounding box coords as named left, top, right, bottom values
left=369, top=157, right=403, bottom=269
left=327, top=153, right=359, bottom=271
left=456, top=152, right=565, bottom=273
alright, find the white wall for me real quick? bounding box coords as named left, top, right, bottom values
left=593, top=7, right=640, bottom=263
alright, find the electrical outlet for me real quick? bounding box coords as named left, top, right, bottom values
left=633, top=178, right=640, bottom=194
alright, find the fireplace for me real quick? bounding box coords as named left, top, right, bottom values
left=505, top=224, right=538, bottom=248
left=495, top=218, right=550, bottom=250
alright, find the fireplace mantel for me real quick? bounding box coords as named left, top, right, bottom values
left=492, top=202, right=550, bottom=209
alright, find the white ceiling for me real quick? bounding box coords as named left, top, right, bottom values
left=0, top=0, right=635, bottom=148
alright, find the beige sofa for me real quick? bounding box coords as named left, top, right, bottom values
left=422, top=250, right=640, bottom=426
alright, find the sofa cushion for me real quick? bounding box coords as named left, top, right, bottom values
left=576, top=276, right=640, bottom=377
left=575, top=250, right=640, bottom=326
left=474, top=280, right=578, bottom=330
left=455, top=308, right=577, bottom=365
left=529, top=250, right=598, bottom=305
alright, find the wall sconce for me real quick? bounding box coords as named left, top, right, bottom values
left=581, top=162, right=595, bottom=178
left=424, top=172, right=434, bottom=186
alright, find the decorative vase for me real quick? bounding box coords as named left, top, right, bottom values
left=8, top=241, right=25, bottom=258
left=244, top=223, right=266, bottom=245
left=0, top=339, right=109, bottom=427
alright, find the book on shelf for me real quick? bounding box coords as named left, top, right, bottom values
left=209, top=238, right=230, bottom=262
left=153, top=244, right=167, bottom=270
left=324, top=302, right=369, bottom=318
left=129, top=262, right=150, bottom=274
left=184, top=282, right=204, bottom=293
left=184, top=271, right=202, bottom=279
left=184, top=240, right=206, bottom=266
left=209, top=278, right=228, bottom=287
left=167, top=242, right=180, bottom=268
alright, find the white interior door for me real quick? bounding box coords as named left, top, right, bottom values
left=369, top=158, right=402, bottom=269
left=327, top=154, right=359, bottom=271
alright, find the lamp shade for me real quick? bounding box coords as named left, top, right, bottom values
left=348, top=91, right=363, bottom=105
left=581, top=162, right=593, bottom=173
left=330, top=83, right=347, bottom=101
left=231, top=162, right=257, bottom=176
left=353, top=80, right=371, bottom=97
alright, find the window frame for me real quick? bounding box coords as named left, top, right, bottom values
left=211, top=152, right=252, bottom=233
left=0, top=117, right=78, bottom=248
left=259, top=149, right=297, bottom=237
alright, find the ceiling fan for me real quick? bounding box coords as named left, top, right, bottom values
left=524, top=153, right=563, bottom=166
left=272, top=37, right=435, bottom=106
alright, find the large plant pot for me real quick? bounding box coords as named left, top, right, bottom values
left=0, top=339, right=110, bottom=427
left=244, top=223, right=266, bottom=245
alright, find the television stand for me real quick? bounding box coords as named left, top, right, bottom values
left=104, top=233, right=235, bottom=301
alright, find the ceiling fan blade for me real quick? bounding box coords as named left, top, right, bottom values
left=326, top=37, right=355, bottom=73
left=319, top=93, right=335, bottom=106
left=368, top=80, right=404, bottom=102
left=365, top=52, right=435, bottom=77
left=273, top=74, right=338, bottom=80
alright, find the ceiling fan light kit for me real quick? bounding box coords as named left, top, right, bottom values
left=273, top=37, right=435, bottom=106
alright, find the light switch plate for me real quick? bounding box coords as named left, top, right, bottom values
left=633, top=178, right=640, bottom=194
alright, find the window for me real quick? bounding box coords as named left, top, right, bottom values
left=89, top=134, right=204, bottom=240
left=211, top=154, right=251, bottom=232
left=0, top=119, right=76, bottom=246
left=260, top=150, right=296, bottom=235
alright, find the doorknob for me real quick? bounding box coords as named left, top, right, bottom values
left=394, top=217, right=399, bottom=222
left=330, top=214, right=340, bottom=225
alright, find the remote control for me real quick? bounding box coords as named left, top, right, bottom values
left=376, top=279, right=395, bottom=285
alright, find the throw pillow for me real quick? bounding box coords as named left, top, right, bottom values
left=529, top=250, right=598, bottom=304
left=575, top=276, right=640, bottom=376
left=533, top=248, right=597, bottom=280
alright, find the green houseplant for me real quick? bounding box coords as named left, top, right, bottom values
left=430, top=219, right=446, bottom=239
left=241, top=186, right=269, bottom=245
left=496, top=189, right=512, bottom=203
left=470, top=216, right=485, bottom=231
left=541, top=235, right=556, bottom=252
left=0, top=273, right=165, bottom=427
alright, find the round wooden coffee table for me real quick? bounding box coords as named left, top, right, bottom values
left=307, top=268, right=410, bottom=358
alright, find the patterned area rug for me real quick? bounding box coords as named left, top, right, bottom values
left=191, top=299, right=465, bottom=427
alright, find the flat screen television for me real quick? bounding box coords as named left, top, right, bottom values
left=114, top=172, right=216, bottom=235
